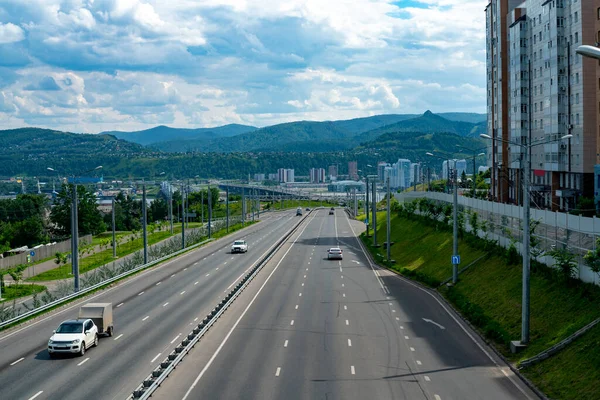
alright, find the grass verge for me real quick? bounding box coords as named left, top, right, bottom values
left=360, top=211, right=600, bottom=399
left=1, top=284, right=46, bottom=302
left=30, top=223, right=202, bottom=281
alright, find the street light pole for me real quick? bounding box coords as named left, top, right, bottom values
left=386, top=176, right=391, bottom=262
left=142, top=182, right=148, bottom=264
left=452, top=162, right=459, bottom=284
left=112, top=197, right=116, bottom=258
left=480, top=133, right=572, bottom=346
left=72, top=182, right=80, bottom=292
left=370, top=176, right=378, bottom=247
left=181, top=183, right=185, bottom=249
left=208, top=184, right=212, bottom=238
left=365, top=176, right=370, bottom=237
left=226, top=185, right=230, bottom=233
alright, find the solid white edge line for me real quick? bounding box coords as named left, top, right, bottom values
left=10, top=357, right=24, bottom=365
left=345, top=212, right=534, bottom=399
left=180, top=211, right=317, bottom=400
left=28, top=391, right=43, bottom=400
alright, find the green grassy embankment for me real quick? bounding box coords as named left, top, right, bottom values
left=1, top=284, right=46, bottom=302
left=360, top=211, right=600, bottom=400
left=28, top=223, right=203, bottom=281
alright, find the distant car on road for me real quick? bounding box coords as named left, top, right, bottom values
left=231, top=240, right=248, bottom=253
left=327, top=247, right=343, bottom=260
left=48, top=319, right=98, bottom=357
left=305, top=207, right=310, bottom=211
left=296, top=207, right=303, bottom=216
left=329, top=209, right=334, bottom=215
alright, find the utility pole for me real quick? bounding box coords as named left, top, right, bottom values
left=181, top=183, right=185, bottom=249
left=142, top=183, right=148, bottom=264
left=353, top=187, right=358, bottom=217
left=169, top=187, right=173, bottom=234
left=257, top=188, right=260, bottom=218
left=207, top=184, right=212, bottom=238
left=112, top=197, right=116, bottom=258
left=201, top=190, right=204, bottom=224
left=386, top=176, right=391, bottom=262
left=522, top=131, right=531, bottom=345
left=242, top=188, right=245, bottom=227
left=452, top=163, right=459, bottom=284
left=71, top=183, right=80, bottom=292
left=372, top=176, right=378, bottom=247
left=365, top=176, right=370, bottom=237
left=226, top=185, right=230, bottom=233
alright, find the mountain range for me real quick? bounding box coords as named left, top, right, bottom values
left=102, top=111, right=486, bottom=153
left=0, top=111, right=486, bottom=179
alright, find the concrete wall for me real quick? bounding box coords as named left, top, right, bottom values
left=0, top=235, right=92, bottom=269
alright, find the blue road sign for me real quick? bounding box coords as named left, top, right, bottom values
left=452, top=255, right=460, bottom=264
left=30, top=250, right=35, bottom=257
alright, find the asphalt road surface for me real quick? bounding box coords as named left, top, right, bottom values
left=153, top=208, right=539, bottom=400
left=0, top=211, right=301, bottom=400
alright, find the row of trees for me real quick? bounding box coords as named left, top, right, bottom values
left=0, top=194, right=51, bottom=252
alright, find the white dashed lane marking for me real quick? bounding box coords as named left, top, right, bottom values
left=290, top=320, right=295, bottom=326
left=170, top=334, right=182, bottom=344
left=138, top=292, right=144, bottom=296
left=347, top=339, right=352, bottom=347
left=142, top=316, right=149, bottom=321
left=275, top=367, right=281, bottom=377
left=284, top=340, right=288, bottom=347
left=351, top=366, right=356, bottom=375
left=77, top=357, right=89, bottom=366
left=114, top=334, right=123, bottom=341
left=155, top=282, right=161, bottom=286
left=10, top=357, right=24, bottom=366
left=28, top=391, right=43, bottom=400
left=424, top=376, right=431, bottom=382
left=163, top=302, right=169, bottom=307
left=116, top=302, right=124, bottom=307
left=151, top=353, right=162, bottom=363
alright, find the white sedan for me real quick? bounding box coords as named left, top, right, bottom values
left=327, top=248, right=343, bottom=260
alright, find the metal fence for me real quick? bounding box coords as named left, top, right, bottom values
left=395, top=192, right=600, bottom=285
left=0, top=216, right=244, bottom=325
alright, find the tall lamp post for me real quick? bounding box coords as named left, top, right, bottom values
left=47, top=165, right=102, bottom=292
left=426, top=153, right=459, bottom=284
left=481, top=133, right=572, bottom=347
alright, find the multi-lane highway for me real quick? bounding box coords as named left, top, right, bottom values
left=153, top=208, right=539, bottom=400
left=0, top=211, right=301, bottom=400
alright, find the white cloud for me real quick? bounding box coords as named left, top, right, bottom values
left=0, top=22, right=25, bottom=44
left=0, top=0, right=488, bottom=132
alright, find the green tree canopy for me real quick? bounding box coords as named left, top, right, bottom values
left=50, top=184, right=106, bottom=237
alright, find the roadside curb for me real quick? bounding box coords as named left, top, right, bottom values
left=356, top=233, right=549, bottom=400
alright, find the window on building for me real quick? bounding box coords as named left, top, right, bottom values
left=574, top=12, right=578, bottom=22
left=576, top=93, right=579, bottom=104
left=575, top=32, right=579, bottom=43
left=576, top=73, right=579, bottom=84
left=576, top=114, right=580, bottom=125
left=597, top=7, right=600, bottom=19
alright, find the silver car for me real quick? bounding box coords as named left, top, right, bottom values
left=327, top=248, right=343, bottom=260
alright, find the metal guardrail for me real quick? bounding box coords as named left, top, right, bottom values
left=518, top=317, right=600, bottom=369
left=0, top=238, right=214, bottom=330
left=129, top=211, right=309, bottom=399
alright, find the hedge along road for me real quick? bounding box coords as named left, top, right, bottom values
left=0, top=210, right=301, bottom=400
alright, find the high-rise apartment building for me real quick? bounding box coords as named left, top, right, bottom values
left=310, top=168, right=326, bottom=183
left=384, top=159, right=412, bottom=189
left=328, top=165, right=338, bottom=180
left=348, top=161, right=358, bottom=180
left=443, top=160, right=468, bottom=181
left=377, top=162, right=389, bottom=182
left=486, top=0, right=600, bottom=210
left=278, top=168, right=295, bottom=183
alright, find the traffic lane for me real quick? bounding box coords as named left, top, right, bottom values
left=161, top=209, right=426, bottom=400
left=0, top=213, right=300, bottom=395
left=151, top=209, right=323, bottom=400
left=0, top=211, right=295, bottom=363
left=338, top=216, right=538, bottom=400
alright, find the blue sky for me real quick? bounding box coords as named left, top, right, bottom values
left=0, top=0, right=487, bottom=133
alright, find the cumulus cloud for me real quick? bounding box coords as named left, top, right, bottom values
left=0, top=0, right=488, bottom=132
left=0, top=22, right=25, bottom=44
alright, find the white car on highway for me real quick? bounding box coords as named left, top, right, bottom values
left=231, top=240, right=248, bottom=253
left=327, top=247, right=343, bottom=260
left=48, top=319, right=99, bottom=357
